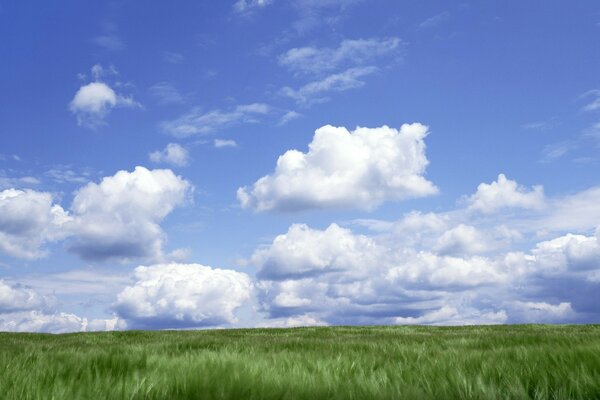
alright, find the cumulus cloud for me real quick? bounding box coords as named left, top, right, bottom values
left=0, top=189, right=70, bottom=259
left=149, top=143, right=190, bottom=167
left=161, top=103, right=270, bottom=137
left=0, top=280, right=52, bottom=313
left=0, top=167, right=191, bottom=262
left=67, top=167, right=191, bottom=262
left=248, top=174, right=600, bottom=325
left=69, top=65, right=140, bottom=128
left=279, top=38, right=402, bottom=76
left=238, top=123, right=437, bottom=212
left=467, top=174, right=545, bottom=214
left=113, top=263, right=253, bottom=329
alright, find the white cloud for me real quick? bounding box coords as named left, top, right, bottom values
left=149, top=143, right=190, bottom=167
left=0, top=311, right=88, bottom=333
left=535, top=186, right=600, bottom=232
left=233, top=0, right=273, bottom=14
left=467, top=174, right=545, bottom=214
left=163, top=51, right=184, bottom=64
left=394, top=306, right=507, bottom=325
left=0, top=280, right=51, bottom=313
left=149, top=82, right=185, bottom=105
left=279, top=37, right=402, bottom=76
left=0, top=189, right=69, bottom=259
left=281, top=66, right=377, bottom=104
left=161, top=103, right=270, bottom=137
left=214, top=139, right=238, bottom=148
left=433, top=224, right=496, bottom=256
left=419, top=12, right=450, bottom=29
left=278, top=111, right=302, bottom=125
left=581, top=89, right=600, bottom=112
left=0, top=311, right=126, bottom=333
left=92, top=22, right=125, bottom=51
left=0, top=167, right=190, bottom=262
left=67, top=167, right=192, bottom=262
left=506, top=301, right=577, bottom=323
left=113, top=263, right=253, bottom=329
left=238, top=123, right=437, bottom=212
left=69, top=66, right=140, bottom=128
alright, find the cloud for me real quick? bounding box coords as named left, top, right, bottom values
left=233, top=0, right=273, bottom=14
left=163, top=51, right=184, bottom=64
left=252, top=217, right=600, bottom=325
left=281, top=66, right=377, bottom=104
left=0, top=280, right=52, bottom=313
left=148, top=82, right=185, bottom=105
left=238, top=123, right=437, bottom=212
left=581, top=89, right=600, bottom=112
left=0, top=189, right=69, bottom=259
left=278, top=111, right=302, bottom=125
left=419, top=11, right=450, bottom=29
left=67, top=167, right=192, bottom=262
left=0, top=167, right=191, bottom=262
left=149, top=143, right=190, bottom=167
left=113, top=263, right=253, bottom=329
left=92, top=22, right=125, bottom=51
left=69, top=65, right=140, bottom=128
left=161, top=103, right=270, bottom=137
left=214, top=139, right=238, bottom=148
left=247, top=171, right=600, bottom=326
left=466, top=174, right=545, bottom=214
left=0, top=310, right=125, bottom=333
left=0, top=279, right=126, bottom=333
left=279, top=37, right=402, bottom=76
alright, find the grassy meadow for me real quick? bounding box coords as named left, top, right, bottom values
left=0, top=325, right=599, bottom=399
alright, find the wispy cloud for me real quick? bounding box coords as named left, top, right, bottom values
left=214, top=139, right=238, bottom=148
left=233, top=0, right=273, bottom=14
left=91, top=22, right=125, bottom=51
left=161, top=103, right=270, bottom=137
left=281, top=66, right=377, bottom=105
left=148, top=82, right=185, bottom=105
left=419, top=11, right=450, bottom=29
left=279, top=37, right=402, bottom=76
left=162, top=51, right=184, bottom=64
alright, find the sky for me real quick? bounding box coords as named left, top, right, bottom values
left=0, top=0, right=600, bottom=332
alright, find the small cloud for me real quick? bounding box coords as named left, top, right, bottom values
left=233, top=0, right=273, bottom=14
left=69, top=65, right=141, bottom=128
left=281, top=66, right=377, bottom=105
left=580, top=89, right=600, bottom=112
left=161, top=103, right=270, bottom=137
left=149, top=143, right=190, bottom=167
left=541, top=141, right=575, bottom=163
left=214, top=139, right=238, bottom=148
left=163, top=51, right=184, bottom=64
left=148, top=82, right=185, bottom=105
left=92, top=22, right=125, bottom=51
left=419, top=11, right=450, bottom=29
left=278, top=111, right=302, bottom=125
left=521, top=117, right=559, bottom=131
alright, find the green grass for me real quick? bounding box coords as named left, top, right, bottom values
left=0, top=325, right=599, bottom=399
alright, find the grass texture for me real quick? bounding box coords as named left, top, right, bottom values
left=0, top=325, right=599, bottom=399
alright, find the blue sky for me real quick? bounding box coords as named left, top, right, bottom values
left=1, top=0, right=600, bottom=332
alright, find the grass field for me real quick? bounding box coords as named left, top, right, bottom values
left=0, top=325, right=599, bottom=399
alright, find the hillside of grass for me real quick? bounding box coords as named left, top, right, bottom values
left=0, top=325, right=599, bottom=399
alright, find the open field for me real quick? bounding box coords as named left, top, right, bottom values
left=0, top=325, right=599, bottom=399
